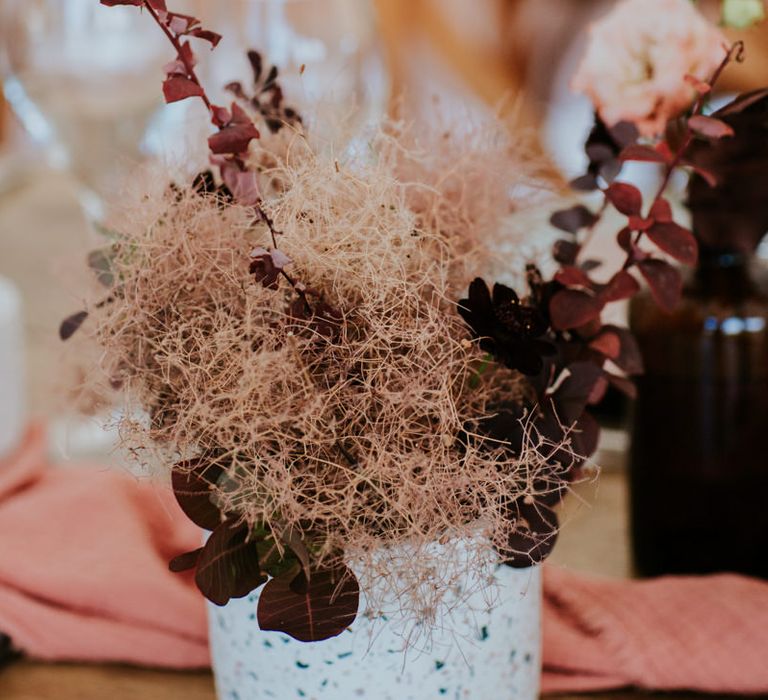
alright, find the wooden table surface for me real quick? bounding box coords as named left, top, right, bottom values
left=0, top=173, right=753, bottom=699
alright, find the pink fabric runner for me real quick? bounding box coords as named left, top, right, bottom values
left=3, top=426, right=768, bottom=693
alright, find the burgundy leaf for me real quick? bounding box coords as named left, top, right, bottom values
left=715, top=87, right=768, bottom=117
left=572, top=411, right=600, bottom=461
left=169, top=548, right=202, bottom=573
left=628, top=215, right=654, bottom=232
left=100, top=0, right=143, bottom=5
left=588, top=375, right=609, bottom=405
left=589, top=331, right=621, bottom=359
left=549, top=289, right=603, bottom=331
left=162, top=75, right=204, bottom=104
left=601, top=270, right=640, bottom=303
left=171, top=459, right=224, bottom=530
left=688, top=115, right=735, bottom=140
left=683, top=161, right=719, bottom=187
left=616, top=227, right=633, bottom=252
left=619, top=144, right=668, bottom=164
left=555, top=266, right=593, bottom=289
left=606, top=182, right=643, bottom=216
left=196, top=519, right=267, bottom=606
left=601, top=325, right=644, bottom=375
left=189, top=28, right=222, bottom=47
left=609, top=121, right=640, bottom=147
left=178, top=41, right=196, bottom=68
left=553, top=239, right=580, bottom=265
left=550, top=205, right=598, bottom=234
left=257, top=566, right=360, bottom=642
left=648, top=198, right=673, bottom=222
left=570, top=174, right=599, bottom=191
left=556, top=362, right=605, bottom=422
left=638, top=259, right=683, bottom=312
left=59, top=311, right=89, bottom=341
left=208, top=124, right=260, bottom=154
left=221, top=165, right=260, bottom=206
left=211, top=105, right=232, bottom=128
left=606, top=373, right=638, bottom=399
left=645, top=222, right=698, bottom=265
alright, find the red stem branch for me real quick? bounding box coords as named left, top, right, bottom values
left=141, top=0, right=214, bottom=116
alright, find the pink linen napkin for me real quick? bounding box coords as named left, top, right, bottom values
left=0, top=424, right=208, bottom=668
left=542, top=566, right=768, bottom=694
left=3, top=424, right=768, bottom=694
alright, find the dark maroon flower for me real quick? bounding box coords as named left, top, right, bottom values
left=458, top=278, right=554, bottom=376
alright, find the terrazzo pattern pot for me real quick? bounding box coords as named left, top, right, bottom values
left=209, top=563, right=541, bottom=700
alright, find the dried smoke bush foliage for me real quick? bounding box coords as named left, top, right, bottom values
left=84, top=126, right=572, bottom=626
left=69, top=0, right=591, bottom=644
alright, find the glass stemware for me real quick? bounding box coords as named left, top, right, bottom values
left=0, top=0, right=168, bottom=221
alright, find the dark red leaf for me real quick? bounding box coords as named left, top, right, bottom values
left=570, top=174, right=599, bottom=191
left=257, top=565, right=360, bottom=642
left=601, top=270, right=640, bottom=303
left=715, top=87, right=768, bottom=117
left=688, top=115, right=735, bottom=140
left=684, top=162, right=719, bottom=187
left=549, top=289, right=603, bottom=331
left=189, top=28, right=222, bottom=47
left=628, top=215, right=654, bottom=231
left=589, top=332, right=621, bottom=359
left=619, top=144, right=668, bottom=164
left=552, top=361, right=605, bottom=425
left=609, top=121, right=639, bottom=147
left=209, top=124, right=260, bottom=154
left=209, top=105, right=260, bottom=154
left=649, top=198, right=673, bottom=222
left=555, top=266, right=593, bottom=289
left=606, top=373, right=638, bottom=399
left=616, top=227, right=633, bottom=252
left=178, top=41, right=196, bottom=68
left=588, top=375, right=609, bottom=405
left=550, top=205, right=598, bottom=234
left=196, top=520, right=267, bottom=606
left=171, top=459, right=224, bottom=530
left=162, top=75, right=205, bottom=104
left=601, top=325, right=644, bottom=375
left=638, top=259, right=683, bottom=312
left=169, top=548, right=202, bottom=573
left=645, top=222, right=698, bottom=265
left=553, top=239, right=580, bottom=265
left=606, top=182, right=643, bottom=216
left=59, top=311, right=89, bottom=341
left=572, top=411, right=600, bottom=461
left=100, top=0, right=143, bottom=5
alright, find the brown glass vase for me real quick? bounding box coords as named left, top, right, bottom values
left=628, top=248, right=768, bottom=578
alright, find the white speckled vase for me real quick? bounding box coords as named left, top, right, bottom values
left=208, top=563, right=542, bottom=700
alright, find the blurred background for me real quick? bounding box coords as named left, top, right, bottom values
left=2, top=0, right=768, bottom=573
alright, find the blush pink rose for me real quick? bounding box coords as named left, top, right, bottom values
left=572, top=0, right=728, bottom=137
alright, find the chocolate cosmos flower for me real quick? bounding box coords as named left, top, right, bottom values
left=458, top=278, right=555, bottom=376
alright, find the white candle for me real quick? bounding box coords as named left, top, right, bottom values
left=0, top=276, right=25, bottom=458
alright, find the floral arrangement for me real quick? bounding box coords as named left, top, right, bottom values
left=62, top=0, right=760, bottom=643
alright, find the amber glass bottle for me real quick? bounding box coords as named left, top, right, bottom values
left=629, top=247, right=768, bottom=578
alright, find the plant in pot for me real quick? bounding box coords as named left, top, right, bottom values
left=59, top=0, right=750, bottom=697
